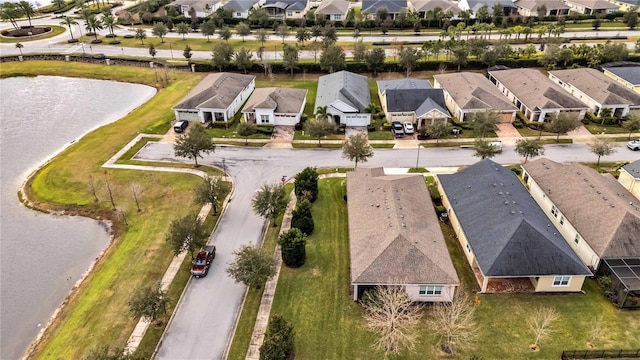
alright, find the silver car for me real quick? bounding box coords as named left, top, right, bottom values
left=628, top=139, right=640, bottom=151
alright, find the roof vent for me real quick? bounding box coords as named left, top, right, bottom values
left=505, top=201, right=509, bottom=205
left=467, top=185, right=472, bottom=188
left=389, top=223, right=393, bottom=227
left=519, top=210, right=523, bottom=214
left=493, top=183, right=497, bottom=187
left=400, top=214, right=404, bottom=218
left=506, top=192, right=510, bottom=195
left=584, top=178, right=588, bottom=182
left=376, top=204, right=380, bottom=207
left=610, top=204, right=615, bottom=208
left=597, top=191, right=601, bottom=194
left=630, top=202, right=634, bottom=206
left=603, top=197, right=608, bottom=201
left=402, top=223, right=406, bottom=227
left=510, top=211, right=515, bottom=215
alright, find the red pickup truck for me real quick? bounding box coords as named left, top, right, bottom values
left=191, top=245, right=216, bottom=278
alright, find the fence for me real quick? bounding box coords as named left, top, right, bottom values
left=562, top=350, right=640, bottom=359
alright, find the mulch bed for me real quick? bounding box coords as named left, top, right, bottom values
left=1, top=26, right=51, bottom=37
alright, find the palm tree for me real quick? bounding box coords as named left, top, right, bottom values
left=60, top=16, right=78, bottom=41
left=102, top=14, right=117, bottom=37
left=17, top=1, right=35, bottom=30
left=85, top=14, right=104, bottom=41
left=315, top=105, right=330, bottom=122
left=15, top=42, right=23, bottom=55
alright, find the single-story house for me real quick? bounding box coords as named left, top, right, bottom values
left=549, top=68, right=640, bottom=118
left=521, top=158, right=640, bottom=270
left=315, top=71, right=371, bottom=127
left=618, top=160, right=640, bottom=201
left=361, top=0, right=408, bottom=19
left=458, top=0, right=517, bottom=15
left=433, top=72, right=518, bottom=122
left=262, top=0, right=310, bottom=19
left=602, top=63, right=640, bottom=94
left=409, top=0, right=461, bottom=18
left=173, top=73, right=255, bottom=123
left=315, top=0, right=350, bottom=21
left=241, top=87, right=307, bottom=126
left=488, top=68, right=589, bottom=122
left=377, top=78, right=450, bottom=127
left=564, top=0, right=619, bottom=14
left=607, top=0, right=640, bottom=11
left=223, top=0, right=261, bottom=18
left=438, top=159, right=591, bottom=293
left=347, top=167, right=459, bottom=302
left=513, top=0, right=569, bottom=16
left=173, top=0, right=223, bottom=17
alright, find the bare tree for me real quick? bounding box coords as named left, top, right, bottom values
left=587, top=315, right=607, bottom=348
left=103, top=171, right=116, bottom=210
left=362, top=285, right=422, bottom=355
left=428, top=291, right=478, bottom=354
left=527, top=306, right=560, bottom=351
left=588, top=139, right=618, bottom=166
left=130, top=183, right=143, bottom=212
left=88, top=175, right=99, bottom=202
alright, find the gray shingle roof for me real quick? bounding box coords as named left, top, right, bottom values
left=466, top=0, right=516, bottom=12
left=434, top=72, right=517, bottom=112
left=316, top=0, right=350, bottom=14
left=174, top=73, right=255, bottom=110
left=315, top=71, right=371, bottom=113
left=514, top=0, right=569, bottom=11
left=347, top=168, right=459, bottom=285
left=378, top=79, right=449, bottom=116
left=603, top=66, right=640, bottom=85
left=522, top=159, right=640, bottom=258
left=549, top=68, right=640, bottom=107
left=489, top=69, right=589, bottom=111
left=241, top=87, right=307, bottom=113
left=410, top=0, right=461, bottom=13
left=362, top=0, right=407, bottom=14
left=173, top=0, right=221, bottom=12
left=439, top=160, right=591, bottom=277
left=565, top=0, right=618, bottom=9
left=378, top=78, right=432, bottom=92
left=623, top=160, right=640, bottom=180
left=263, top=0, right=308, bottom=9
left=224, top=0, right=259, bottom=12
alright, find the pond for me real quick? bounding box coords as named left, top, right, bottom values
left=0, top=76, right=156, bottom=360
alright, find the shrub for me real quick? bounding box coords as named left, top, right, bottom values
left=123, top=34, right=135, bottom=39
left=367, top=124, right=377, bottom=132
left=256, top=124, right=274, bottom=135
left=291, top=199, right=314, bottom=236
left=382, top=122, right=392, bottom=130
left=278, top=228, right=306, bottom=268
left=512, top=118, right=524, bottom=129
left=294, top=167, right=319, bottom=202
left=435, top=205, right=447, bottom=215
left=294, top=122, right=303, bottom=131
left=598, top=276, right=612, bottom=291
left=429, top=186, right=441, bottom=204
left=260, top=315, right=295, bottom=360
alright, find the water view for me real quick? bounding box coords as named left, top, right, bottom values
left=0, top=76, right=155, bottom=359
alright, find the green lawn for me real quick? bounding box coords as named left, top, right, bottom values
left=257, top=179, right=640, bottom=359
left=584, top=123, right=632, bottom=135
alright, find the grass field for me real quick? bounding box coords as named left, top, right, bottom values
left=584, top=123, right=632, bottom=135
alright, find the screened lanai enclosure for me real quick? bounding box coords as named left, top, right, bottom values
left=598, top=258, right=640, bottom=309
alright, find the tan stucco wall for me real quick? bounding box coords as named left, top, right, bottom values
left=603, top=70, right=640, bottom=94
left=534, top=275, right=586, bottom=292
left=618, top=170, right=640, bottom=201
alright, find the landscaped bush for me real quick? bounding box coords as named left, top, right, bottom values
left=278, top=228, right=306, bottom=268
left=291, top=199, right=314, bottom=236
left=294, top=167, right=318, bottom=202
left=256, top=124, right=274, bottom=135
left=123, top=34, right=135, bottom=39
left=382, top=122, right=392, bottom=130
left=259, top=315, right=295, bottom=360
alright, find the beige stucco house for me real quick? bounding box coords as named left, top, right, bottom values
left=347, top=168, right=459, bottom=302
left=433, top=72, right=517, bottom=122
left=602, top=64, right=640, bottom=94
left=173, top=73, right=255, bottom=123
left=564, top=0, right=618, bottom=14
left=488, top=68, right=589, bottom=122
left=241, top=87, right=307, bottom=126
left=618, top=160, right=640, bottom=201
left=513, top=0, right=569, bottom=16
left=522, top=159, right=640, bottom=270
left=438, top=160, right=591, bottom=293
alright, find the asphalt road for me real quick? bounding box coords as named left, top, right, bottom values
left=135, top=142, right=640, bottom=360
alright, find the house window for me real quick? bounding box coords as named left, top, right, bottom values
left=551, top=205, right=558, bottom=218
left=553, top=276, right=571, bottom=286
left=237, top=12, right=241, bottom=16
left=334, top=14, right=342, bottom=20
left=287, top=10, right=292, bottom=16
left=523, top=173, right=529, bottom=183
left=574, top=234, right=581, bottom=245
left=419, top=285, right=443, bottom=295
left=260, top=115, right=270, bottom=123
left=466, top=243, right=472, bottom=254
left=559, top=216, right=564, bottom=225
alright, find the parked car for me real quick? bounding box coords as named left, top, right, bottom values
left=451, top=128, right=462, bottom=136
left=191, top=245, right=216, bottom=278
left=391, top=121, right=404, bottom=137
left=628, top=139, right=640, bottom=151
left=403, top=122, right=415, bottom=134
left=489, top=141, right=503, bottom=152
left=174, top=120, right=188, bottom=133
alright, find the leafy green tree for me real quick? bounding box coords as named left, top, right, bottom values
left=588, top=139, right=617, bottom=166
left=365, top=48, right=386, bottom=76
left=291, top=199, right=314, bottom=236
left=305, top=118, right=334, bottom=147
left=85, top=14, right=103, bottom=41
left=342, top=133, right=373, bottom=168
left=473, top=139, right=501, bottom=159
left=353, top=39, right=367, bottom=62
left=173, top=125, right=216, bottom=167
left=152, top=22, right=168, bottom=43
left=212, top=41, right=234, bottom=71
left=321, top=23, right=337, bottom=44
left=165, top=213, right=208, bottom=259
left=0, top=2, right=22, bottom=30
left=237, top=121, right=258, bottom=145
left=294, top=167, right=319, bottom=202
left=320, top=44, right=346, bottom=73
left=592, top=18, right=602, bottom=30
left=278, top=228, right=306, bottom=267
left=296, top=26, right=310, bottom=45
left=544, top=112, right=581, bottom=142
left=200, top=19, right=216, bottom=41
left=148, top=43, right=157, bottom=58
left=255, top=28, right=268, bottom=48
left=469, top=111, right=499, bottom=138
left=236, top=21, right=251, bottom=41
left=102, top=14, right=117, bottom=38
left=252, top=183, right=288, bottom=226
left=234, top=47, right=253, bottom=73
left=83, top=345, right=140, bottom=360
left=276, top=23, right=289, bottom=43
left=219, top=25, right=232, bottom=41
left=60, top=16, right=79, bottom=41
left=515, top=138, right=545, bottom=163
left=134, top=28, right=146, bottom=44
left=282, top=44, right=299, bottom=77
left=259, top=315, right=295, bottom=360
left=623, top=10, right=638, bottom=30
left=194, top=175, right=228, bottom=215
left=452, top=44, right=469, bottom=71
left=128, top=284, right=169, bottom=326
left=183, top=45, right=193, bottom=62
left=176, top=22, right=190, bottom=40
left=398, top=46, right=421, bottom=77
left=426, top=121, right=452, bottom=145
left=622, top=115, right=640, bottom=140
left=227, top=245, right=275, bottom=289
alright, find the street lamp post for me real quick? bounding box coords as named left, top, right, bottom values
left=415, top=144, right=421, bottom=170
left=222, top=158, right=227, bottom=181
left=169, top=43, right=174, bottom=59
